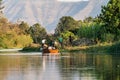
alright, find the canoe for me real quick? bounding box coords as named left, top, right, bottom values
left=42, top=48, right=59, bottom=55
left=49, top=49, right=59, bottom=55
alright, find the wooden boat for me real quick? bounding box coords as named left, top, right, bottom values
left=49, top=49, right=59, bottom=55
left=42, top=48, right=59, bottom=56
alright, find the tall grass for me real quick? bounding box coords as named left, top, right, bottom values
left=77, top=23, right=102, bottom=40
left=77, top=22, right=119, bottom=43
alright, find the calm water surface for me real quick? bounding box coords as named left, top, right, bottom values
left=0, top=52, right=119, bottom=80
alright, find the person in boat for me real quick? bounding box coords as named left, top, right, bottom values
left=41, top=38, right=49, bottom=54
left=58, top=36, right=63, bottom=48
left=52, top=40, right=58, bottom=49
left=48, top=40, right=59, bottom=54
left=42, top=38, right=46, bottom=48
left=48, top=38, right=57, bottom=49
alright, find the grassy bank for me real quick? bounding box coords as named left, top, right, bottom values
left=22, top=43, right=40, bottom=52
left=22, top=42, right=120, bottom=55
left=64, top=42, right=120, bottom=55
left=64, top=44, right=111, bottom=53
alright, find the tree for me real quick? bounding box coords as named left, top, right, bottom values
left=83, top=16, right=94, bottom=23
left=55, top=16, right=79, bottom=35
left=0, top=18, right=33, bottom=48
left=100, top=0, right=120, bottom=40
left=60, top=31, right=77, bottom=46
left=29, top=23, right=47, bottom=43
left=19, top=21, right=29, bottom=34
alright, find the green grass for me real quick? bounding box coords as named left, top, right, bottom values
left=22, top=46, right=40, bottom=52
left=63, top=42, right=119, bottom=54
left=21, top=42, right=120, bottom=55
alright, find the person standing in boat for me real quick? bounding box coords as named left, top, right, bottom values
left=58, top=36, right=63, bottom=48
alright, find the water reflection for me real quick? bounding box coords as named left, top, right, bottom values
left=0, top=53, right=119, bottom=80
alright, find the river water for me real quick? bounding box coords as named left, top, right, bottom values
left=0, top=52, right=119, bottom=80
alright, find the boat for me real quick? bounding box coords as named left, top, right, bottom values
left=49, top=49, right=59, bottom=55
left=42, top=48, right=59, bottom=56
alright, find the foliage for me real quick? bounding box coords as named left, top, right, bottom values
left=22, top=43, right=40, bottom=52
left=100, top=0, right=120, bottom=40
left=0, top=16, right=48, bottom=49
left=77, top=22, right=102, bottom=41
left=55, top=16, right=79, bottom=35
left=101, top=33, right=115, bottom=42
left=83, top=16, right=95, bottom=23
left=15, top=34, right=33, bottom=48
left=29, top=23, right=47, bottom=44
left=19, top=21, right=29, bottom=34
left=60, top=31, right=77, bottom=46
left=0, top=17, right=33, bottom=49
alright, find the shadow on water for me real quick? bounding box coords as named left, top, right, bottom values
left=0, top=52, right=119, bottom=80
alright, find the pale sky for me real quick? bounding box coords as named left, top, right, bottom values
left=57, top=0, right=89, bottom=2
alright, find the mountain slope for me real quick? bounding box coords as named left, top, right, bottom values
left=3, top=0, right=109, bottom=33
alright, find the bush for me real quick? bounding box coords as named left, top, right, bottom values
left=60, top=31, right=78, bottom=46
left=22, top=43, right=40, bottom=52
left=77, top=23, right=102, bottom=41
left=15, top=35, right=33, bottom=48
left=101, top=33, right=115, bottom=42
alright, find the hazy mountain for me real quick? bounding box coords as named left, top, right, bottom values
left=3, top=0, right=109, bottom=33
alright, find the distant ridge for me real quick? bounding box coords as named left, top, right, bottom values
left=3, top=0, right=109, bottom=33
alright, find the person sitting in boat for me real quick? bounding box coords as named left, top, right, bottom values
left=42, top=38, right=46, bottom=47
left=48, top=40, right=59, bottom=54
left=52, top=40, right=58, bottom=49
left=41, top=38, right=50, bottom=54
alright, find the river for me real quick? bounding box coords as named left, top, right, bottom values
left=0, top=52, right=119, bottom=80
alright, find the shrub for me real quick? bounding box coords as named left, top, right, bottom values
left=101, top=33, right=115, bottom=42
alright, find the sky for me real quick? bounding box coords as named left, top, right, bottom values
left=57, top=0, right=89, bottom=2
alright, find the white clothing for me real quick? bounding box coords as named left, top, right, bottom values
left=42, top=39, right=46, bottom=44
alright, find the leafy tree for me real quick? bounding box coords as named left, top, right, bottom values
left=0, top=1, right=33, bottom=48
left=83, top=16, right=94, bottom=23
left=60, top=31, right=77, bottom=46
left=77, top=22, right=102, bottom=40
left=19, top=21, right=29, bottom=34
left=29, top=23, right=47, bottom=44
left=0, top=17, right=33, bottom=48
left=55, top=16, right=79, bottom=35
left=100, top=0, right=120, bottom=40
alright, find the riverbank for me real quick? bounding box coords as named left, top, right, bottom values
left=1, top=42, right=119, bottom=55
left=64, top=42, right=120, bottom=55
left=0, top=48, right=23, bottom=53
left=21, top=41, right=120, bottom=55
left=64, top=44, right=111, bottom=53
